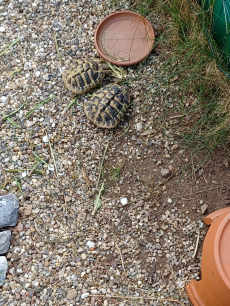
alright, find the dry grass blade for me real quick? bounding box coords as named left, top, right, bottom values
left=54, top=34, right=63, bottom=65
left=107, top=61, right=127, bottom=79
left=92, top=183, right=104, bottom=216
left=192, top=230, right=200, bottom=259
left=0, top=169, right=7, bottom=189
left=49, top=141, right=58, bottom=178
left=90, top=296, right=96, bottom=305
left=89, top=295, right=184, bottom=305
left=4, top=169, right=30, bottom=173
left=115, top=240, right=125, bottom=272
left=0, top=38, right=20, bottom=57
left=172, top=186, right=221, bottom=198
left=28, top=161, right=40, bottom=177
left=82, top=167, right=90, bottom=186
left=34, top=219, right=44, bottom=236
left=96, top=134, right=113, bottom=189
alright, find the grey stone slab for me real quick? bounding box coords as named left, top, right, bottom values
left=0, top=230, right=11, bottom=254
left=0, top=256, right=7, bottom=286
left=0, top=194, right=19, bottom=228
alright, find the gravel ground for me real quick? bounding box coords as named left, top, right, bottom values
left=0, top=0, right=221, bottom=305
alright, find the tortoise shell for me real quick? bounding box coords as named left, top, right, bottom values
left=62, top=59, right=105, bottom=94
left=84, top=84, right=130, bottom=128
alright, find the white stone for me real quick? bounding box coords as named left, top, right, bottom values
left=21, top=171, right=29, bottom=177
left=1, top=96, right=7, bottom=103
left=86, top=241, right=95, bottom=249
left=167, top=198, right=172, bottom=203
left=81, top=292, right=89, bottom=299
left=120, top=197, right=128, bottom=205
left=48, top=165, right=54, bottom=171
left=42, top=135, right=49, bottom=143
left=12, top=156, right=18, bottom=162
left=135, top=122, right=142, bottom=131
left=0, top=27, right=5, bottom=32
left=35, top=71, right=40, bottom=77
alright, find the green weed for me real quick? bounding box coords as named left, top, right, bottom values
left=138, top=0, right=230, bottom=166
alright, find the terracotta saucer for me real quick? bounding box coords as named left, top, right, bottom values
left=94, top=11, right=155, bottom=66
left=186, top=207, right=230, bottom=306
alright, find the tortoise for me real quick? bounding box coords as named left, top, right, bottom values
left=62, top=58, right=111, bottom=95
left=84, top=84, right=130, bottom=128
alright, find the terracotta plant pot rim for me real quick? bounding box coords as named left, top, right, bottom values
left=214, top=212, right=230, bottom=289
left=186, top=207, right=230, bottom=306
left=94, top=11, right=155, bottom=66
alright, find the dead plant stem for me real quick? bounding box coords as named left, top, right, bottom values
left=54, top=34, right=63, bottom=65
left=192, top=230, right=200, bottom=259
left=173, top=186, right=221, bottom=198
left=89, top=295, right=184, bottom=305
left=115, top=240, right=125, bottom=272
left=96, top=134, right=112, bottom=189
left=49, top=141, right=58, bottom=178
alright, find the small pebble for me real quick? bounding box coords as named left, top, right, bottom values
left=42, top=135, right=49, bottom=143
left=0, top=96, right=7, bottom=103
left=21, top=171, right=29, bottom=178
left=0, top=194, right=19, bottom=228
left=67, top=289, right=77, bottom=300
left=81, top=292, right=89, bottom=299
left=86, top=241, right=95, bottom=250
left=201, top=204, right=208, bottom=214
left=135, top=123, right=142, bottom=131
left=0, top=231, right=11, bottom=254
left=0, top=256, right=7, bottom=285
left=81, top=253, right=87, bottom=260
left=24, top=205, right=33, bottom=216
left=161, top=169, right=170, bottom=177
left=48, top=165, right=55, bottom=171
left=120, top=197, right=128, bottom=205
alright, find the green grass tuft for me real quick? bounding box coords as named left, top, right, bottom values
left=136, top=0, right=230, bottom=166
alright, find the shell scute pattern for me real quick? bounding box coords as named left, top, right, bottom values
left=62, top=59, right=104, bottom=94
left=84, top=84, right=130, bottom=128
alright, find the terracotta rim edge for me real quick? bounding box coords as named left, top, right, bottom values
left=204, top=207, right=230, bottom=225
left=94, top=11, right=155, bottom=66
left=186, top=282, right=203, bottom=306
left=214, top=212, right=230, bottom=289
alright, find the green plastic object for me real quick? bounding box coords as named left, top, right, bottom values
left=201, top=0, right=230, bottom=66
